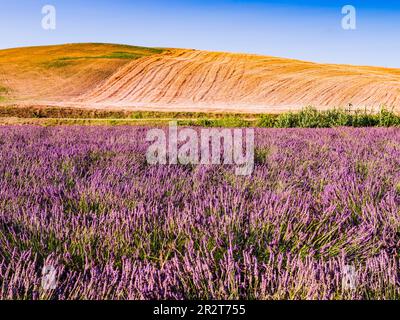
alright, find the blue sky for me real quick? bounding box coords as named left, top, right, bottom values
left=1, top=0, right=400, bottom=67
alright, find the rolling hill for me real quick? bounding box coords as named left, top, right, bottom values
left=1, top=43, right=400, bottom=113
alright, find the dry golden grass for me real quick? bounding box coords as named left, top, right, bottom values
left=0, top=43, right=163, bottom=102
left=80, top=49, right=400, bottom=113
left=1, top=44, right=400, bottom=113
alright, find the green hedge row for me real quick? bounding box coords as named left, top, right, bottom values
left=257, top=107, right=400, bottom=128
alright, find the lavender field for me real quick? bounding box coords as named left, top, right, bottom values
left=0, top=125, right=399, bottom=300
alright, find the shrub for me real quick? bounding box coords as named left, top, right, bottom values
left=351, top=110, right=378, bottom=127
left=378, top=107, right=399, bottom=127
left=323, top=109, right=351, bottom=127
left=275, top=112, right=299, bottom=128
left=297, top=106, right=324, bottom=128
left=257, top=114, right=276, bottom=128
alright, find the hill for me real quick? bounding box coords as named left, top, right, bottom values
left=0, top=43, right=163, bottom=103
left=1, top=43, right=400, bottom=113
